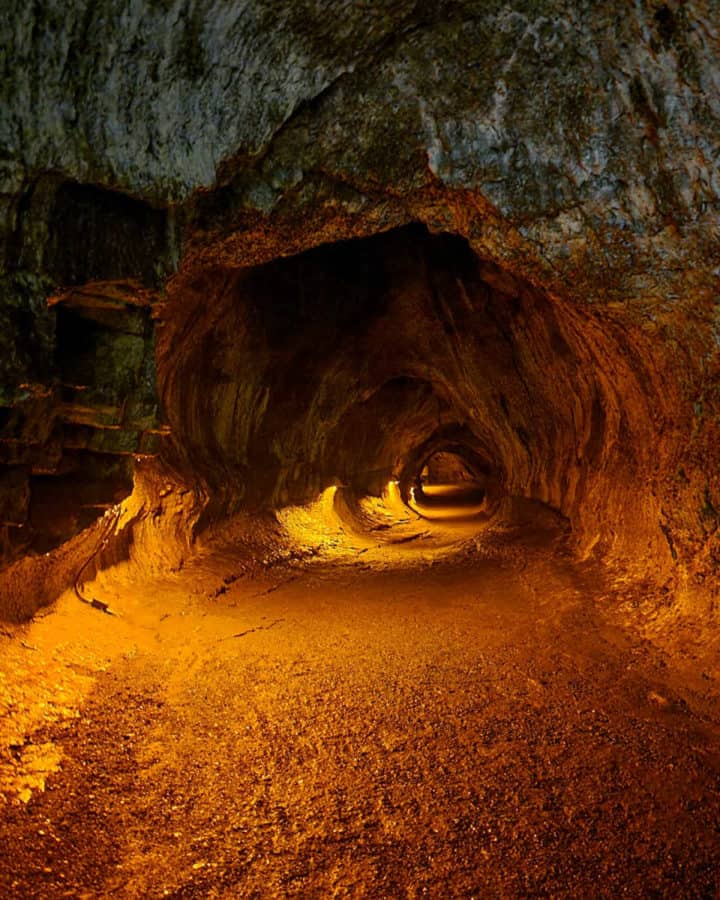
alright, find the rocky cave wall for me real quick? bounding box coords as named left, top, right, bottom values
left=1, top=0, right=719, bottom=615
left=0, top=177, right=170, bottom=569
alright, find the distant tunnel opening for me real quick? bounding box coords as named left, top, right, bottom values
left=420, top=450, right=478, bottom=486
left=409, top=447, right=490, bottom=522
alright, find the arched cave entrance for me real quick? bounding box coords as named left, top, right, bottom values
left=158, top=221, right=661, bottom=565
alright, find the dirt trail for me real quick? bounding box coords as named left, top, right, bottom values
left=1, top=512, right=720, bottom=897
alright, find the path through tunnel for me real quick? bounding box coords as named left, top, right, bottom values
left=2, top=223, right=719, bottom=897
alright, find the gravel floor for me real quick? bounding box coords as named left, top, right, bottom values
left=1, top=522, right=719, bottom=898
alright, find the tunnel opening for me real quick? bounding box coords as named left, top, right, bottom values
left=155, top=219, right=666, bottom=570
left=410, top=447, right=490, bottom=522
left=420, top=450, right=479, bottom=486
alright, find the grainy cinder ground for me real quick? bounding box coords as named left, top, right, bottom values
left=1, top=513, right=719, bottom=898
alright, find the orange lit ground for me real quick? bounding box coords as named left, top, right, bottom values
left=1, top=487, right=720, bottom=897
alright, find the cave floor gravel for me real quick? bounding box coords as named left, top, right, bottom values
left=1, top=513, right=720, bottom=898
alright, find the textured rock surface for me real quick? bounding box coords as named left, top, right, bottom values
left=1, top=0, right=719, bottom=616
left=0, top=177, right=168, bottom=568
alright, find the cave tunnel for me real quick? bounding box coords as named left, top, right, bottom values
left=2, top=3, right=720, bottom=896
left=155, top=222, right=669, bottom=567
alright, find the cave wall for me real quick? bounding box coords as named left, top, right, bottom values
left=1, top=0, right=719, bottom=605
left=0, top=178, right=170, bottom=566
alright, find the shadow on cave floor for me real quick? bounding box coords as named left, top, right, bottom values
left=1, top=498, right=720, bottom=897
